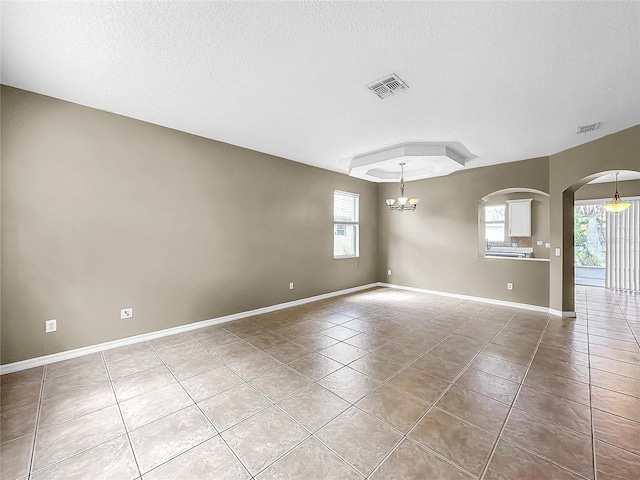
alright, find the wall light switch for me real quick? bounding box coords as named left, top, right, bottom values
left=536, top=240, right=543, bottom=246
left=45, top=319, right=57, bottom=333
left=121, top=308, right=133, bottom=319
left=289, top=282, right=294, bottom=290
left=387, top=269, right=392, bottom=276
left=555, top=248, right=561, bottom=257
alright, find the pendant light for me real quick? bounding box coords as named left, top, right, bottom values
left=602, top=172, right=631, bottom=213
left=385, top=162, right=419, bottom=211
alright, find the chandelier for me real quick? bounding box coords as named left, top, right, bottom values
left=602, top=172, right=631, bottom=213
left=385, top=163, right=419, bottom=211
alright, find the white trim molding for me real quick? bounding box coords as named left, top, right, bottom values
left=0, top=283, right=378, bottom=375
left=379, top=282, right=573, bottom=317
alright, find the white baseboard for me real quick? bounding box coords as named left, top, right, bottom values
left=0, top=283, right=378, bottom=375
left=378, top=282, right=569, bottom=317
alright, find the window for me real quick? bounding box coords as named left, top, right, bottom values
left=334, top=190, right=359, bottom=258
left=485, top=204, right=505, bottom=242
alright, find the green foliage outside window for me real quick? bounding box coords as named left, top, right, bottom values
left=574, top=205, right=606, bottom=267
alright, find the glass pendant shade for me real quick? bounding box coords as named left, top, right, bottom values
left=385, top=162, right=419, bottom=211
left=602, top=173, right=631, bottom=213
left=603, top=193, right=631, bottom=213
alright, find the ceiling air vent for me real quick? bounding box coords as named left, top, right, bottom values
left=576, top=123, right=600, bottom=134
left=367, top=74, right=409, bottom=99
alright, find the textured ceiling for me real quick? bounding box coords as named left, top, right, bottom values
left=2, top=1, right=639, bottom=180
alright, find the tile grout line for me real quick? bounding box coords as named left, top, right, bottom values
left=25, top=365, right=46, bottom=478
left=145, top=340, right=256, bottom=480
left=585, top=289, right=599, bottom=480
left=101, top=350, right=144, bottom=479
left=477, top=314, right=551, bottom=480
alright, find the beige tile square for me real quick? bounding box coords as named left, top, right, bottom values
left=278, top=384, right=350, bottom=432
left=196, top=332, right=242, bottom=350
left=321, top=325, right=360, bottom=341
left=436, top=385, right=510, bottom=435
left=211, top=341, right=262, bottom=364
left=370, top=439, right=472, bottom=480
left=356, top=385, right=430, bottom=433
left=1, top=381, right=41, bottom=413
left=514, top=385, right=592, bottom=435
left=485, top=439, right=583, bottom=480
left=0, top=403, right=38, bottom=443
left=374, top=342, right=425, bottom=365
left=142, top=435, right=250, bottom=480
left=198, top=383, right=271, bottom=431
left=148, top=333, right=193, bottom=350
left=592, top=386, right=640, bottom=423
left=31, top=435, right=138, bottom=480
left=180, top=366, right=244, bottom=402
left=318, top=342, right=367, bottom=364
left=120, top=383, right=193, bottom=431
left=107, top=351, right=163, bottom=380
left=348, top=353, right=404, bottom=381
left=591, top=355, right=640, bottom=380
left=593, top=408, right=640, bottom=456
left=39, top=383, right=116, bottom=429
left=1, top=366, right=44, bottom=388
left=222, top=406, right=308, bottom=475
left=470, top=353, right=527, bottom=383
left=288, top=353, right=342, bottom=381
left=245, top=331, right=288, bottom=350
left=411, top=353, right=468, bottom=382
left=165, top=351, right=223, bottom=380
left=523, top=367, right=590, bottom=404
left=482, top=343, right=534, bottom=366
left=249, top=366, right=311, bottom=402
left=316, top=407, right=402, bottom=477
left=293, top=333, right=339, bottom=351
left=264, top=341, right=311, bottom=364
left=388, top=367, right=449, bottom=403
left=227, top=352, right=283, bottom=380
left=590, top=368, right=640, bottom=399
left=595, top=439, right=640, bottom=480
left=528, top=357, right=590, bottom=384
left=112, top=365, right=177, bottom=402
left=409, top=408, right=496, bottom=476
left=256, top=437, right=362, bottom=479
left=187, top=325, right=225, bottom=341
left=103, top=342, right=154, bottom=363
left=454, top=368, right=519, bottom=404
left=344, top=333, right=390, bottom=352
left=42, top=365, right=109, bottom=400
left=46, top=353, right=104, bottom=379
left=318, top=367, right=381, bottom=403
left=33, top=404, right=125, bottom=471
left=502, top=408, right=593, bottom=478
left=0, top=434, right=33, bottom=480
left=129, top=405, right=217, bottom=474
left=156, top=341, right=207, bottom=364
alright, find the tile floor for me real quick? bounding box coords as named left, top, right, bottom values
left=1, top=286, right=639, bottom=479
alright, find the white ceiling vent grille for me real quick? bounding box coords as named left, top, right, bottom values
left=367, top=74, right=409, bottom=99
left=576, top=122, right=600, bottom=134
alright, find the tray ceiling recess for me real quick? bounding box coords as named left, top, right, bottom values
left=349, top=142, right=476, bottom=183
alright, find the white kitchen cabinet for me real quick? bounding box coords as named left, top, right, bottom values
left=507, top=199, right=532, bottom=237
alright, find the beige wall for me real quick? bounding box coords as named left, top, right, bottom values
left=575, top=179, right=640, bottom=201
left=0, top=87, right=378, bottom=363
left=548, top=125, right=640, bottom=312
left=378, top=157, right=551, bottom=307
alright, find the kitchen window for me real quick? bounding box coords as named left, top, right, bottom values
left=485, top=204, right=505, bottom=242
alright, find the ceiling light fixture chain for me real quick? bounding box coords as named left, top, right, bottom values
left=385, top=162, right=419, bottom=211
left=602, top=172, right=631, bottom=213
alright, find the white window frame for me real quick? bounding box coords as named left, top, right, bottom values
left=485, top=204, right=506, bottom=242
left=333, top=190, right=359, bottom=259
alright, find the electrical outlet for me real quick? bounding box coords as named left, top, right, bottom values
left=555, top=248, right=561, bottom=257
left=387, top=269, right=392, bottom=276
left=45, top=319, right=57, bottom=333
left=536, top=240, right=543, bottom=246
left=545, top=243, right=551, bottom=248
left=121, top=308, right=133, bottom=319
left=507, top=283, right=514, bottom=291
left=289, top=282, right=294, bottom=290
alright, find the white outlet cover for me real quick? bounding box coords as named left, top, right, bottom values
left=507, top=283, right=514, bottom=290
left=387, top=269, right=392, bottom=275
left=545, top=243, right=551, bottom=248
left=121, top=308, right=133, bottom=319
left=536, top=240, right=543, bottom=246
left=45, top=319, right=57, bottom=333
left=289, top=283, right=294, bottom=290
left=555, top=248, right=561, bottom=256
